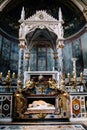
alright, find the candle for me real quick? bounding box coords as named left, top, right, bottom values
left=53, top=66, right=54, bottom=71
left=28, top=67, right=30, bottom=71
left=0, top=72, right=2, bottom=80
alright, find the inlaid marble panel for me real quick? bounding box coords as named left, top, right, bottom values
left=0, top=94, right=13, bottom=121
left=0, top=124, right=86, bottom=130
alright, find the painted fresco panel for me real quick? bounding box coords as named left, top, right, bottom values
left=2, top=37, right=10, bottom=60
left=38, top=47, right=46, bottom=71
left=81, top=33, right=87, bottom=68
left=30, top=47, right=36, bottom=71
left=30, top=47, right=54, bottom=71
left=0, top=30, right=19, bottom=75
left=63, top=42, right=73, bottom=75
left=38, top=57, right=46, bottom=71
left=10, top=60, right=18, bottom=71
left=72, top=39, right=83, bottom=74
left=73, top=39, right=80, bottom=58
left=11, top=42, right=19, bottom=53
left=11, top=52, right=18, bottom=60
left=10, top=42, right=19, bottom=72
left=0, top=33, right=19, bottom=75
left=11, top=42, right=19, bottom=60
left=0, top=60, right=9, bottom=76
left=47, top=48, right=54, bottom=71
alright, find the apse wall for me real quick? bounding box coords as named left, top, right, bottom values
left=0, top=28, right=19, bottom=76
left=63, top=26, right=87, bottom=76
left=0, top=26, right=87, bottom=77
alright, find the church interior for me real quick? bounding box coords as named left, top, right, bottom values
left=0, top=0, right=87, bottom=129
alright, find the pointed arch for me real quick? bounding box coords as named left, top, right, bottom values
left=25, top=28, right=57, bottom=51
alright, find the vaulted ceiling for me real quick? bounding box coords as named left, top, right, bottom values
left=0, top=0, right=87, bottom=38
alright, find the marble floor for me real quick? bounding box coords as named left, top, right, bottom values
left=0, top=124, right=86, bottom=130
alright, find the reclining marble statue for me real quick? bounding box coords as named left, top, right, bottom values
left=27, top=100, right=55, bottom=110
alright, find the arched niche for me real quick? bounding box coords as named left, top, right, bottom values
left=25, top=28, right=57, bottom=71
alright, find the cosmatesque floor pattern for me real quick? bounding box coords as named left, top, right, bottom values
left=0, top=124, right=86, bottom=130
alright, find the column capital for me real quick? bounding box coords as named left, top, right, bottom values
left=56, top=38, right=64, bottom=49
left=71, top=58, right=78, bottom=62
left=54, top=52, right=58, bottom=60
left=19, top=38, right=26, bottom=49
left=25, top=51, right=30, bottom=59
left=19, top=37, right=25, bottom=41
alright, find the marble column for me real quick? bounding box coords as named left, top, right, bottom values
left=18, top=39, right=26, bottom=82
left=24, top=50, right=30, bottom=71
left=54, top=51, right=58, bottom=71
left=56, top=39, right=64, bottom=88
left=56, top=39, right=64, bottom=74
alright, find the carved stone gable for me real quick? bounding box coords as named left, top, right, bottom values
left=19, top=9, right=64, bottom=39
left=26, top=10, right=57, bottom=22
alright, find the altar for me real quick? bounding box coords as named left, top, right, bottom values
left=24, top=71, right=60, bottom=85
